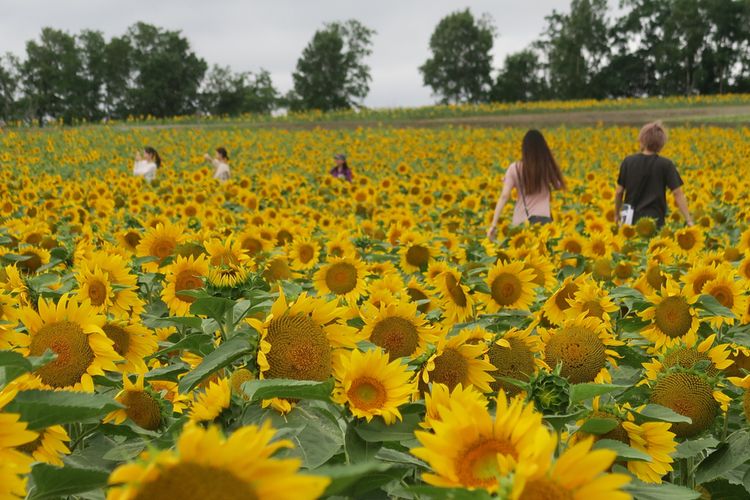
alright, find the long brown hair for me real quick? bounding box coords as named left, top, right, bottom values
left=520, top=129, right=565, bottom=195
left=144, top=146, right=162, bottom=168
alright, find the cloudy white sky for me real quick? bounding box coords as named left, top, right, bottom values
left=1, top=0, right=606, bottom=107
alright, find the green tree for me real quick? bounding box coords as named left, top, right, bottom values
left=201, top=65, right=278, bottom=115
left=102, top=35, right=133, bottom=119
left=77, top=30, right=108, bottom=121
left=126, top=22, right=207, bottom=117
left=290, top=20, right=375, bottom=111
left=21, top=28, right=86, bottom=125
left=536, top=0, right=611, bottom=99
left=420, top=9, right=495, bottom=104
left=0, top=54, right=21, bottom=122
left=491, top=50, right=547, bottom=102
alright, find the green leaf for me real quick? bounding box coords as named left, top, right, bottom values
left=696, top=430, right=750, bottom=484
left=190, top=296, right=235, bottom=320
left=317, top=462, right=406, bottom=497
left=375, top=447, right=428, bottom=468
left=593, top=439, right=652, bottom=462
left=675, top=436, right=720, bottom=459
left=624, top=478, right=700, bottom=500
left=242, top=378, right=334, bottom=403
left=27, top=463, right=110, bottom=500
left=277, top=405, right=343, bottom=468
left=177, top=333, right=252, bottom=393
left=697, top=294, right=736, bottom=319
left=579, top=417, right=619, bottom=435
left=0, top=350, right=32, bottom=385
left=632, top=404, right=692, bottom=424
left=355, top=412, right=421, bottom=443
left=5, top=390, right=122, bottom=429
left=345, top=422, right=382, bottom=464
left=569, top=383, right=628, bottom=403
left=406, top=485, right=494, bottom=499
left=101, top=440, right=147, bottom=461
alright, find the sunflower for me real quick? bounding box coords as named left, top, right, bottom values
left=204, top=237, right=250, bottom=268
left=541, top=314, right=623, bottom=384
left=411, top=390, right=554, bottom=493
left=564, top=279, right=619, bottom=326
left=701, top=270, right=747, bottom=327
left=287, top=237, right=320, bottom=270
left=404, top=277, right=435, bottom=314
left=189, top=378, right=231, bottom=423
left=434, top=268, right=475, bottom=324
left=487, top=327, right=545, bottom=395
left=248, top=291, right=357, bottom=400
left=399, top=235, right=437, bottom=274
left=236, top=226, right=274, bottom=257
left=0, top=389, right=37, bottom=498
left=361, top=300, right=437, bottom=360
left=105, top=374, right=164, bottom=430
left=641, top=334, right=732, bottom=380
left=18, top=295, right=122, bottom=391
left=86, top=251, right=143, bottom=318
left=421, top=329, right=495, bottom=393
left=681, top=262, right=720, bottom=296
left=14, top=424, right=70, bottom=466
left=313, top=256, right=367, bottom=303
left=162, top=254, right=209, bottom=317
left=513, top=437, right=631, bottom=500
left=727, top=375, right=750, bottom=423
left=15, top=245, right=51, bottom=274
left=673, top=225, right=705, bottom=254
left=102, top=320, right=157, bottom=374
left=422, top=383, right=488, bottom=430
left=522, top=252, right=556, bottom=290
left=543, top=275, right=584, bottom=325
left=332, top=348, right=415, bottom=424
left=639, top=280, right=700, bottom=351
left=646, top=368, right=724, bottom=438
left=136, top=222, right=185, bottom=272
left=634, top=261, right=667, bottom=296
left=484, top=260, right=536, bottom=313
left=208, top=263, right=250, bottom=288
left=0, top=292, right=26, bottom=349
left=75, top=264, right=114, bottom=314
left=116, top=228, right=142, bottom=254
left=106, top=422, right=330, bottom=500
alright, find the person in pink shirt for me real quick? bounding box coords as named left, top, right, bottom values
left=487, top=129, right=565, bottom=240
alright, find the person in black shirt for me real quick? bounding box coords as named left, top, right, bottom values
left=615, top=121, right=694, bottom=228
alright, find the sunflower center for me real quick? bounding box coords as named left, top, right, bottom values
left=406, top=287, right=431, bottom=314
left=131, top=462, right=257, bottom=500
left=708, top=285, right=733, bottom=308
left=87, top=279, right=108, bottom=306
left=554, top=283, right=578, bottom=311
left=298, top=244, right=315, bottom=263
left=348, top=376, right=387, bottom=410
left=582, top=300, right=605, bottom=320
left=488, top=338, right=535, bottom=395
left=30, top=320, right=95, bottom=388
left=325, top=262, right=358, bottom=295
left=544, top=325, right=606, bottom=383
left=650, top=372, right=718, bottom=438
left=654, top=296, right=693, bottom=338
left=429, top=348, right=469, bottom=389
left=151, top=238, right=176, bottom=262
left=677, top=232, right=696, bottom=250
left=691, top=273, right=714, bottom=295
left=241, top=237, right=263, bottom=256
left=490, top=273, right=522, bottom=307
left=263, top=259, right=292, bottom=283
left=16, top=434, right=43, bottom=454
left=444, top=274, right=467, bottom=307
left=175, top=270, right=203, bottom=303
left=102, top=324, right=130, bottom=357
left=124, top=231, right=141, bottom=249
left=663, top=347, right=717, bottom=376
left=518, top=477, right=574, bottom=500
left=646, top=266, right=666, bottom=290
left=19, top=251, right=43, bottom=273
left=266, top=313, right=331, bottom=380
left=370, top=317, right=419, bottom=359
left=406, top=245, right=430, bottom=269
left=122, top=390, right=162, bottom=430
left=456, top=439, right=517, bottom=488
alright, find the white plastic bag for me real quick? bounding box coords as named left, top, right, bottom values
left=620, top=203, right=634, bottom=225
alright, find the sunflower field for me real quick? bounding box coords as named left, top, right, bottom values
left=2, top=122, right=750, bottom=499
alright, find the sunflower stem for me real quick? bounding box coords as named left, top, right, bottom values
left=69, top=423, right=101, bottom=451
left=722, top=411, right=729, bottom=441
left=687, top=456, right=695, bottom=490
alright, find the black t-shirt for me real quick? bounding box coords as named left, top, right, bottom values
left=617, top=153, right=684, bottom=226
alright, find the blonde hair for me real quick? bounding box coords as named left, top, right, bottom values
left=638, top=121, right=668, bottom=153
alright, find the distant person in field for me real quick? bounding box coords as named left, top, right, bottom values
left=204, top=147, right=231, bottom=182
left=133, top=146, right=161, bottom=182
left=330, top=153, right=353, bottom=182
left=487, top=129, right=565, bottom=240
left=614, top=121, right=693, bottom=228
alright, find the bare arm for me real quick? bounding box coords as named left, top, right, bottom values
left=486, top=167, right=516, bottom=240
left=614, top=184, right=625, bottom=227
left=672, top=187, right=694, bottom=226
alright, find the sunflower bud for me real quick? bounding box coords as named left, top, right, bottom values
left=528, top=369, right=570, bottom=415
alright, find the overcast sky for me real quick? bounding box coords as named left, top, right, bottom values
left=2, top=0, right=602, bottom=108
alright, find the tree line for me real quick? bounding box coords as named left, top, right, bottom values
left=1, top=0, right=749, bottom=124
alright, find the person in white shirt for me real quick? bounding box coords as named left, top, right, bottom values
left=133, top=146, right=161, bottom=182
left=204, top=147, right=231, bottom=182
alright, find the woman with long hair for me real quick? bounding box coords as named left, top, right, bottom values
left=330, top=153, right=353, bottom=182
left=487, top=129, right=565, bottom=240
left=133, top=146, right=161, bottom=182
left=204, top=146, right=231, bottom=182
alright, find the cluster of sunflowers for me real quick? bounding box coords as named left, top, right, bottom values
left=2, top=122, right=750, bottom=499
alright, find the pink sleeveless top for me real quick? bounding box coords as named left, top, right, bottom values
left=503, top=162, right=551, bottom=226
